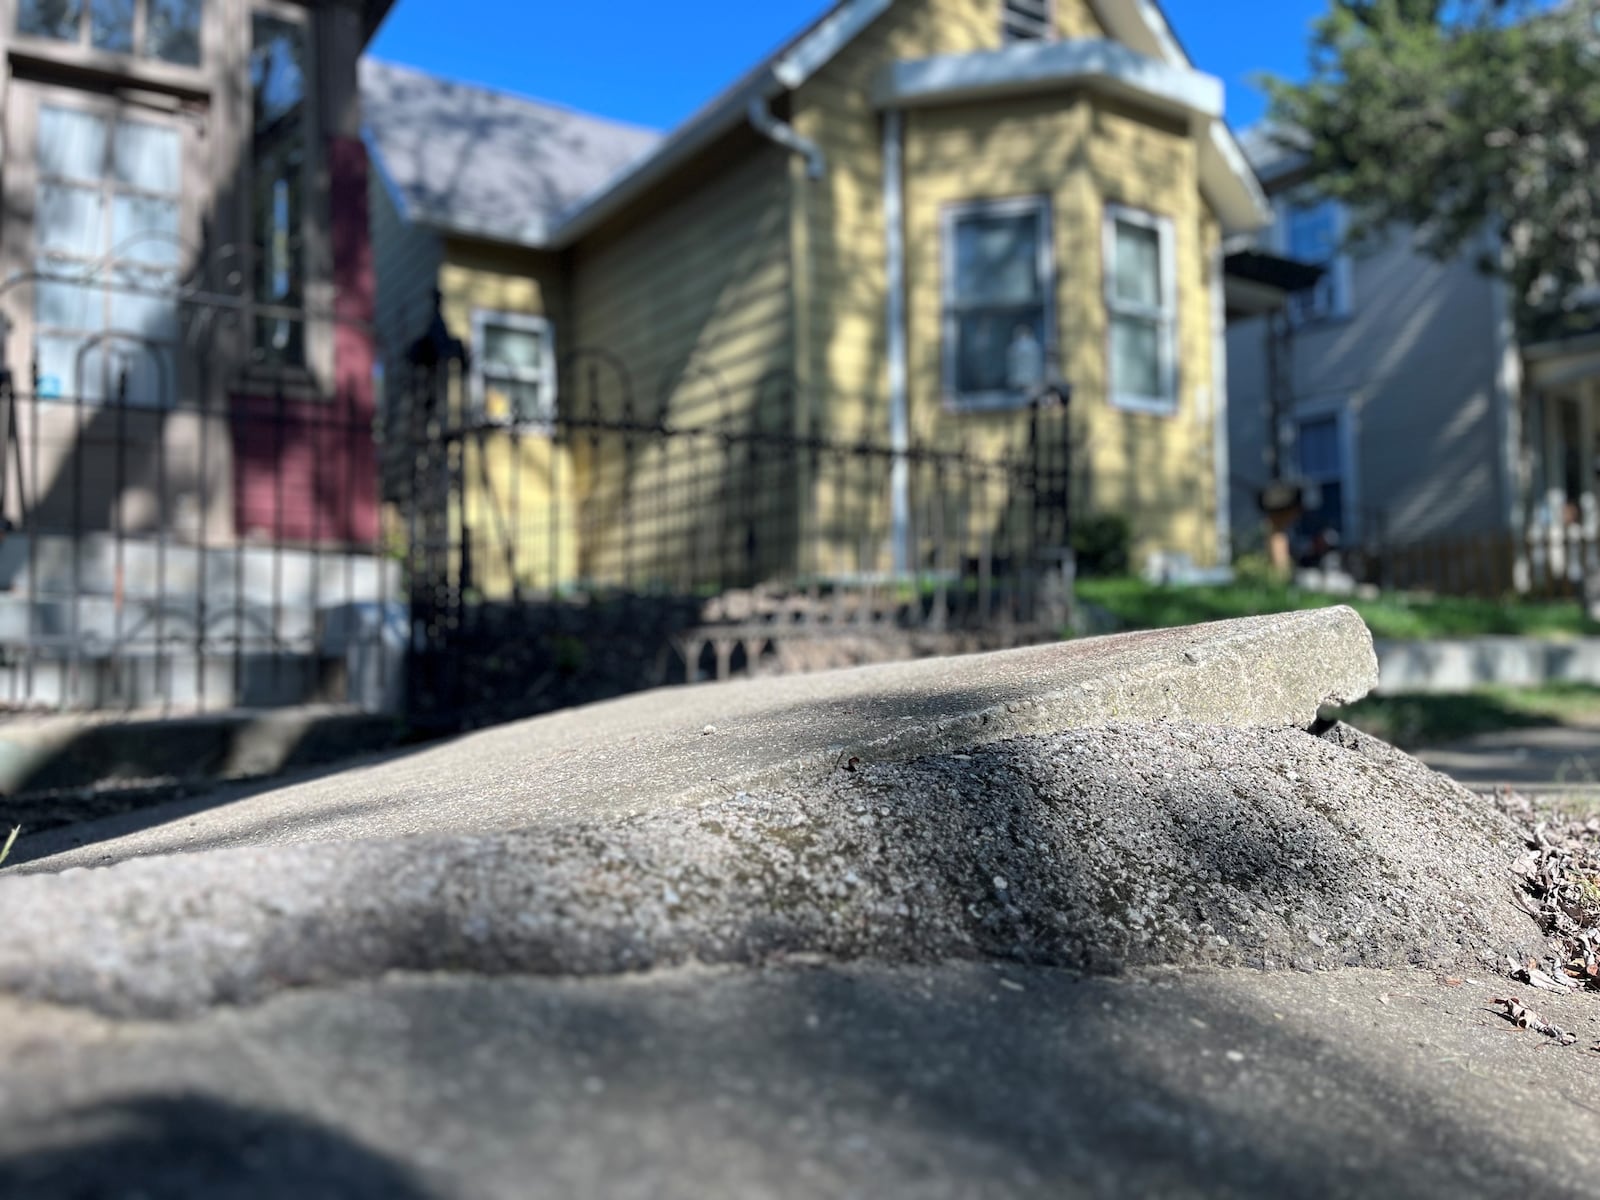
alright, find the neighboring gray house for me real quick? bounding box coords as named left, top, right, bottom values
left=1225, top=123, right=1524, bottom=570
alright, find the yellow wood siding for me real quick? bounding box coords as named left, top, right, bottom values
left=437, top=242, right=578, bottom=595
left=567, top=142, right=794, bottom=587
left=792, top=0, right=1221, bottom=568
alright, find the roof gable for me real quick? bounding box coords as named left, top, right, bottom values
left=363, top=0, right=1267, bottom=247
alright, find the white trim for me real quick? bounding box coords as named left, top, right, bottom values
left=1486, top=233, right=1524, bottom=534
left=884, top=109, right=910, bottom=574
left=1202, top=123, right=1272, bottom=235
left=872, top=38, right=1222, bottom=119
left=1292, top=396, right=1360, bottom=546
left=939, top=194, right=1056, bottom=412
left=1209, top=237, right=1231, bottom=564
left=1103, top=203, right=1178, bottom=415
left=771, top=0, right=895, bottom=89
left=468, top=308, right=558, bottom=429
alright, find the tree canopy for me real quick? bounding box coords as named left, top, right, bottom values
left=1266, top=0, right=1600, bottom=331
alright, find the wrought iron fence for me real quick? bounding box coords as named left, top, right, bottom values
left=390, top=346, right=1076, bottom=725
left=0, top=265, right=400, bottom=715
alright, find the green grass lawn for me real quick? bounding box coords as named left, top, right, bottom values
left=1326, top=683, right=1600, bottom=751
left=1075, top=577, right=1600, bottom=640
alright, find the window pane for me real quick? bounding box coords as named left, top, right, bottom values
left=37, top=184, right=105, bottom=257
left=252, top=13, right=307, bottom=366
left=36, top=263, right=104, bottom=333
left=111, top=286, right=179, bottom=342
left=113, top=343, right=172, bottom=407
left=112, top=120, right=181, bottom=192
left=955, top=211, right=1041, bottom=306
left=36, top=335, right=105, bottom=401
left=145, top=0, right=201, bottom=65
left=484, top=376, right=547, bottom=424
left=1112, top=219, right=1162, bottom=308
left=1297, top=416, right=1341, bottom=477
left=482, top=324, right=544, bottom=372
left=17, top=0, right=82, bottom=41
left=1110, top=313, right=1162, bottom=401
left=252, top=14, right=306, bottom=127
left=112, top=194, right=182, bottom=265
left=955, top=308, right=1045, bottom=398
left=89, top=0, right=132, bottom=51
left=1288, top=201, right=1339, bottom=265
left=38, top=107, right=108, bottom=181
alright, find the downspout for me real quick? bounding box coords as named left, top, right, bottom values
left=1208, top=235, right=1231, bottom=566
left=747, top=93, right=826, bottom=180
left=882, top=108, right=910, bottom=576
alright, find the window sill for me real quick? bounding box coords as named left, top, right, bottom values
left=1109, top=393, right=1178, bottom=417
left=942, top=390, right=1036, bottom=414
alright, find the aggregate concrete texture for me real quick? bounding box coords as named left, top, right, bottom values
left=16, top=607, right=1378, bottom=871
left=2, top=962, right=1597, bottom=1200
left=3, top=607, right=1593, bottom=1198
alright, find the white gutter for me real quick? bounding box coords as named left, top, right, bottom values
left=883, top=108, right=910, bottom=575
left=747, top=95, right=825, bottom=179
left=548, top=0, right=891, bottom=248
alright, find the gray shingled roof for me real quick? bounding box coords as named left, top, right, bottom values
left=1236, top=120, right=1308, bottom=185
left=360, top=59, right=663, bottom=245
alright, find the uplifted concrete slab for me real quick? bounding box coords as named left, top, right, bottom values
left=15, top=607, right=1377, bottom=872
left=0, top=718, right=1545, bottom=1018
left=2, top=961, right=1596, bottom=1199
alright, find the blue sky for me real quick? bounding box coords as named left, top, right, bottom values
left=369, top=1, right=1332, bottom=134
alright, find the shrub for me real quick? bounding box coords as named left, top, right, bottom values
left=1072, top=513, right=1132, bottom=578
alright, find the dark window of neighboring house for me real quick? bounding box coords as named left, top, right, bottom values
left=33, top=102, right=182, bottom=405
left=470, top=311, right=557, bottom=427
left=942, top=196, right=1053, bottom=410
left=19, top=0, right=202, bottom=66
left=250, top=11, right=307, bottom=368
left=1002, top=0, right=1052, bottom=41
left=1295, top=412, right=1346, bottom=546
left=1282, top=197, right=1352, bottom=324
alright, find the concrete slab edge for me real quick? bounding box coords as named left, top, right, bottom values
left=0, top=610, right=1385, bottom=1019
left=669, top=606, right=1380, bottom=808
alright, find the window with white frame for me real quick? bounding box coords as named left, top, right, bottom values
left=17, top=0, right=203, bottom=66
left=1294, top=409, right=1349, bottom=546
left=1104, top=205, right=1177, bottom=414
left=1279, top=196, right=1352, bottom=324
left=470, top=311, right=556, bottom=427
left=1002, top=0, right=1052, bottom=41
left=942, top=196, right=1054, bottom=411
left=32, top=99, right=184, bottom=405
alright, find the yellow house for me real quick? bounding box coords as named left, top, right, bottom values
left=362, top=0, right=1270, bottom=597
